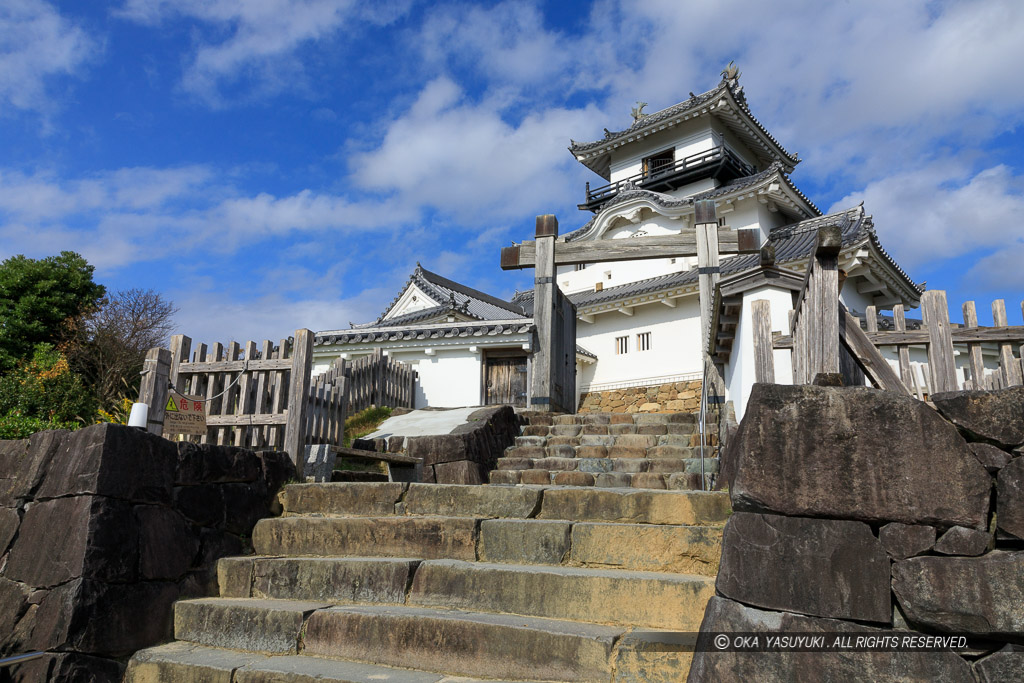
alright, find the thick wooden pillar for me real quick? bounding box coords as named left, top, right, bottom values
left=694, top=200, right=720, bottom=348
left=531, top=214, right=558, bottom=412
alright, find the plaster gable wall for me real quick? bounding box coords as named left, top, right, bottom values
left=608, top=121, right=717, bottom=184
left=386, top=282, right=440, bottom=319
left=577, top=295, right=703, bottom=389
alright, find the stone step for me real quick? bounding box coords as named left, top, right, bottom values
left=174, top=598, right=328, bottom=654
left=490, top=469, right=716, bottom=491
left=218, top=556, right=418, bottom=603
left=127, top=642, right=516, bottom=683
left=535, top=486, right=730, bottom=525
left=303, top=604, right=625, bottom=682
left=253, top=516, right=478, bottom=560
left=478, top=519, right=722, bottom=576
left=407, top=559, right=715, bottom=630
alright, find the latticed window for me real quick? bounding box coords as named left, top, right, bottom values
left=637, top=332, right=651, bottom=351
left=615, top=336, right=629, bottom=354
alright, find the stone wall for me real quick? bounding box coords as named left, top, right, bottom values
left=577, top=380, right=702, bottom=414
left=0, top=424, right=294, bottom=682
left=690, top=384, right=1024, bottom=682
left=355, top=405, right=520, bottom=484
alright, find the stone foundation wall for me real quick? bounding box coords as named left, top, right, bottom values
left=690, top=384, right=1024, bottom=682
left=577, top=380, right=702, bottom=414
left=0, top=424, right=294, bottom=682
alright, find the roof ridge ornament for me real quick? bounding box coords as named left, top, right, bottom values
left=721, top=61, right=745, bottom=104
left=630, top=101, right=648, bottom=123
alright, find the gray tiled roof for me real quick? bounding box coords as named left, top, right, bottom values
left=357, top=264, right=527, bottom=329
left=315, top=321, right=533, bottom=346
left=569, top=79, right=798, bottom=175
left=561, top=163, right=820, bottom=243
left=517, top=205, right=920, bottom=312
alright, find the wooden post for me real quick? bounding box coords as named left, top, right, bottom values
left=993, top=299, right=1023, bottom=387
left=138, top=347, right=171, bottom=436
left=168, top=335, right=191, bottom=395
left=284, top=329, right=314, bottom=470
left=531, top=214, right=558, bottom=412
left=694, top=200, right=720, bottom=348
left=921, top=290, right=957, bottom=395
left=807, top=226, right=841, bottom=380
left=233, top=340, right=258, bottom=446
left=893, top=305, right=920, bottom=398
left=751, top=299, right=775, bottom=383
left=962, top=302, right=986, bottom=391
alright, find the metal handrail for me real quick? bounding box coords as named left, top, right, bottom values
left=0, top=652, right=45, bottom=668
left=585, top=145, right=756, bottom=204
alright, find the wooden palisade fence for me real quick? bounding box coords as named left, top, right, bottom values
left=755, top=226, right=1024, bottom=396
left=138, top=329, right=350, bottom=469
left=340, top=348, right=416, bottom=414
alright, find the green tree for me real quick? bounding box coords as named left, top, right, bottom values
left=0, top=343, right=97, bottom=428
left=0, top=251, right=106, bottom=371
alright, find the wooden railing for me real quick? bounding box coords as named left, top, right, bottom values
left=340, top=348, right=416, bottom=413
left=583, top=145, right=755, bottom=205
left=755, top=226, right=1024, bottom=396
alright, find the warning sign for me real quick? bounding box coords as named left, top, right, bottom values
left=163, top=394, right=207, bottom=437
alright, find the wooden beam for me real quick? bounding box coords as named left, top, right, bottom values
left=618, top=306, right=634, bottom=316
left=838, top=304, right=910, bottom=395
left=751, top=299, right=775, bottom=383
left=531, top=214, right=557, bottom=411
left=579, top=313, right=595, bottom=324
left=661, top=297, right=677, bottom=308
left=500, top=227, right=759, bottom=269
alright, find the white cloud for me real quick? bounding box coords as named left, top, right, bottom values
left=116, top=0, right=413, bottom=104
left=830, top=163, right=1024, bottom=273
left=0, top=0, right=96, bottom=114
left=964, top=242, right=1024, bottom=293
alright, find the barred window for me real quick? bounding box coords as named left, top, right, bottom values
left=637, top=332, right=651, bottom=351
left=615, top=336, right=629, bottom=355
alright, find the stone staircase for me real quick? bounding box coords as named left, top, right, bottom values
left=125, top=482, right=730, bottom=682
left=490, top=413, right=719, bottom=490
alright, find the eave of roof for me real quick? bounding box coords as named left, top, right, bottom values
left=569, top=80, right=799, bottom=179
left=315, top=319, right=534, bottom=346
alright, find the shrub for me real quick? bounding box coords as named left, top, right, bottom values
left=0, top=343, right=98, bottom=425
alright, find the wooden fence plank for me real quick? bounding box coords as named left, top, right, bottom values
left=962, top=302, right=987, bottom=391
left=921, top=290, right=957, bottom=394
left=893, top=305, right=921, bottom=399
left=993, top=299, right=1023, bottom=387
left=751, top=299, right=775, bottom=383
left=233, top=341, right=258, bottom=446
left=139, top=347, right=171, bottom=436
left=284, top=329, right=314, bottom=470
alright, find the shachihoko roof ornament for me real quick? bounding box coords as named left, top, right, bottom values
left=630, top=101, right=648, bottom=123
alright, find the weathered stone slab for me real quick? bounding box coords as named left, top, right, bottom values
left=280, top=482, right=406, bottom=516
left=538, top=487, right=730, bottom=526
left=409, top=559, right=714, bottom=630
left=303, top=604, right=621, bottom=682
left=250, top=557, right=415, bottom=604
left=974, top=649, right=1024, bottom=683
left=614, top=630, right=694, bottom=683
left=934, top=526, right=991, bottom=556
left=878, top=522, right=935, bottom=560
left=403, top=483, right=539, bottom=518
left=488, top=470, right=519, bottom=485
left=36, top=424, right=177, bottom=503
left=218, top=557, right=255, bottom=598
left=0, top=430, right=66, bottom=506
left=717, top=513, right=890, bottom=622
left=570, top=523, right=721, bottom=576
left=892, top=551, right=1024, bottom=636
left=235, top=654, right=457, bottom=683
left=479, top=519, right=571, bottom=564
left=521, top=470, right=552, bottom=485
left=125, top=642, right=266, bottom=683
left=253, top=516, right=477, bottom=560
left=11, top=652, right=124, bottom=683
left=997, top=457, right=1024, bottom=540
left=595, top=473, right=632, bottom=487
left=970, top=443, right=1013, bottom=474
left=553, top=471, right=595, bottom=486
left=932, top=386, right=1024, bottom=448
left=434, top=459, right=485, bottom=484
left=137, top=505, right=198, bottom=581
left=174, top=598, right=329, bottom=654
left=0, top=505, right=18, bottom=554
left=726, top=384, right=991, bottom=529
left=688, top=597, right=976, bottom=683
left=0, top=577, right=30, bottom=642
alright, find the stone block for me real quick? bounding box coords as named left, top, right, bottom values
left=578, top=458, right=613, bottom=473
left=647, top=458, right=685, bottom=473
left=550, top=424, right=582, bottom=437
left=488, top=470, right=520, bottom=485
left=570, top=523, right=721, bottom=576
left=36, top=424, right=177, bottom=503
left=250, top=557, right=415, bottom=604
left=581, top=425, right=609, bottom=435
left=636, top=424, right=667, bottom=436
left=0, top=578, right=30, bottom=643
left=608, top=446, right=648, bottom=459
left=174, top=598, right=328, bottom=654
left=580, top=435, right=615, bottom=447
left=595, top=473, right=632, bottom=487
left=608, top=424, right=637, bottom=435
left=538, top=487, right=730, bottom=525
left=546, top=444, right=577, bottom=457
left=974, top=649, right=1024, bottom=683
left=0, top=505, right=19, bottom=555
left=688, top=597, right=976, bottom=683
left=970, top=443, right=1013, bottom=474
left=521, top=469, right=552, bottom=485
left=280, top=482, right=405, bottom=516
left=630, top=473, right=666, bottom=489
left=11, top=652, right=124, bottom=683
left=932, top=386, right=1024, bottom=448
left=480, top=519, right=571, bottom=564
left=222, top=482, right=272, bottom=535
left=582, top=414, right=611, bottom=425
left=997, top=457, right=1024, bottom=539
left=125, top=642, right=264, bottom=683
left=172, top=484, right=224, bottom=527
left=576, top=445, right=609, bottom=458
left=667, top=472, right=703, bottom=490
left=726, top=384, right=992, bottom=529
left=137, top=505, right=199, bottom=581
left=554, top=471, right=595, bottom=486
left=717, top=513, right=891, bottom=622
left=934, top=526, right=991, bottom=556
left=534, top=457, right=578, bottom=471
left=218, top=557, right=254, bottom=598
left=613, top=459, right=649, bottom=473
left=403, top=483, right=540, bottom=518
left=408, top=559, right=714, bottom=630
left=0, top=430, right=66, bottom=506
left=878, top=522, right=935, bottom=560
left=253, top=516, right=478, bottom=560
left=892, top=551, right=1024, bottom=636
left=433, top=460, right=485, bottom=484
left=497, top=457, right=533, bottom=470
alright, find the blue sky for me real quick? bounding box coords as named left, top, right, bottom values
left=2, top=0, right=1023, bottom=344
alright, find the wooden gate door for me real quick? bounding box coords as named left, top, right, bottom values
left=485, top=356, right=527, bottom=406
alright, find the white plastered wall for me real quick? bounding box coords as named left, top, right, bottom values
left=725, top=285, right=796, bottom=420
